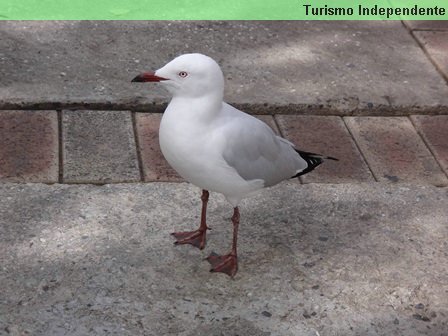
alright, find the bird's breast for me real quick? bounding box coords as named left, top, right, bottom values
left=159, top=113, right=212, bottom=178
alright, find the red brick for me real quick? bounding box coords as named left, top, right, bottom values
left=411, top=115, right=448, bottom=177
left=0, top=111, right=58, bottom=182
left=345, top=117, right=447, bottom=185
left=275, top=116, right=374, bottom=183
left=414, top=31, right=448, bottom=79
left=135, top=113, right=183, bottom=182
left=405, top=21, right=448, bottom=31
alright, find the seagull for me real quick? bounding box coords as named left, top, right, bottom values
left=132, top=53, right=337, bottom=277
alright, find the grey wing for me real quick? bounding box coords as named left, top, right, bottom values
left=221, top=116, right=307, bottom=187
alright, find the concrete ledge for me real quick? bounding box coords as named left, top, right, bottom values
left=1, top=21, right=448, bottom=115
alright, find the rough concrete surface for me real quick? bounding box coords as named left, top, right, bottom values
left=1, top=21, right=448, bottom=114
left=0, top=182, right=447, bottom=336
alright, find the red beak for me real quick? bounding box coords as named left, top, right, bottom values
left=131, top=72, right=168, bottom=82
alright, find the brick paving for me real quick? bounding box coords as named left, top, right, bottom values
left=411, top=115, right=448, bottom=177
left=407, top=20, right=448, bottom=82
left=276, top=115, right=374, bottom=183
left=345, top=117, right=448, bottom=186
left=1, top=111, right=447, bottom=186
left=414, top=31, right=448, bottom=80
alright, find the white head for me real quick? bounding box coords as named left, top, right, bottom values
left=132, top=53, right=225, bottom=100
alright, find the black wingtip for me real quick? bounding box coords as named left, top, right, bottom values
left=291, top=149, right=338, bottom=178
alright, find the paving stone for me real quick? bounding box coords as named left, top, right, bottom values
left=345, top=117, right=448, bottom=185
left=135, top=113, right=278, bottom=182
left=275, top=115, right=374, bottom=183
left=135, top=113, right=183, bottom=182
left=411, top=115, right=448, bottom=177
left=414, top=31, right=448, bottom=79
left=404, top=20, right=448, bottom=31
left=63, top=110, right=140, bottom=183
left=0, top=110, right=58, bottom=182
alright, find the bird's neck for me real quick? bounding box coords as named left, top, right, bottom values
left=169, top=93, right=223, bottom=121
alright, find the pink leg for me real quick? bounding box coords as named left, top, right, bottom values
left=171, top=190, right=210, bottom=250
left=206, top=207, right=239, bottom=277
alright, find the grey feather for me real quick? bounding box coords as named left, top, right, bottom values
left=220, top=106, right=307, bottom=186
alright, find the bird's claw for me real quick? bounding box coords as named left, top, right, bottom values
left=171, top=228, right=208, bottom=250
left=206, top=252, right=238, bottom=277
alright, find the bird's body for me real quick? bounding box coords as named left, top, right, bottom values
left=132, top=53, right=337, bottom=277
left=159, top=100, right=307, bottom=206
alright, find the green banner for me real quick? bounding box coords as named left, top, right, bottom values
left=1, top=0, right=447, bottom=20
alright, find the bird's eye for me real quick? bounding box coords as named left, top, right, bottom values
left=178, top=71, right=188, bottom=78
